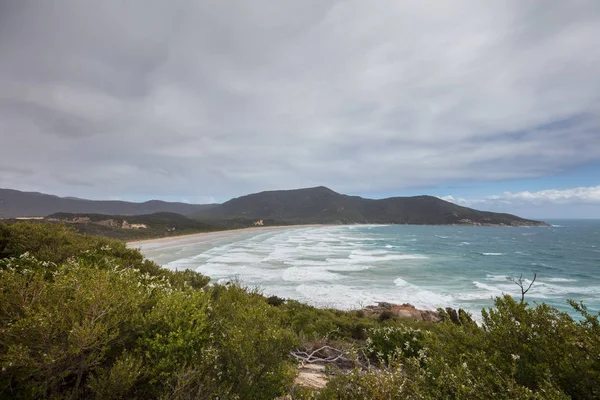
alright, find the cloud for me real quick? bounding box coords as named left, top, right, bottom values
left=440, top=186, right=600, bottom=218
left=442, top=185, right=600, bottom=207
left=0, top=0, right=599, bottom=200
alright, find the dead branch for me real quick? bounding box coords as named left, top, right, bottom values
left=507, top=271, right=537, bottom=303
left=290, top=346, right=350, bottom=364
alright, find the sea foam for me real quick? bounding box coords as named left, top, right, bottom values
left=137, top=222, right=600, bottom=319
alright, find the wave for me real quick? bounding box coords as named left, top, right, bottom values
left=473, top=281, right=504, bottom=293
left=547, top=277, right=577, bottom=282
left=393, top=277, right=454, bottom=309
left=325, top=264, right=371, bottom=272
left=348, top=253, right=428, bottom=263
left=393, top=277, right=412, bottom=287
left=486, top=274, right=508, bottom=282
left=140, top=222, right=600, bottom=318
left=282, top=267, right=340, bottom=282
left=351, top=249, right=390, bottom=256
left=472, top=279, right=600, bottom=299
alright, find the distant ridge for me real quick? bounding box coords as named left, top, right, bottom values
left=195, top=186, right=549, bottom=226
left=0, top=186, right=548, bottom=226
left=0, top=188, right=216, bottom=218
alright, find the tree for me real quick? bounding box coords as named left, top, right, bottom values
left=507, top=272, right=537, bottom=303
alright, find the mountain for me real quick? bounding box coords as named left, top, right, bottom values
left=1, top=186, right=548, bottom=226
left=0, top=188, right=216, bottom=219
left=196, top=186, right=548, bottom=226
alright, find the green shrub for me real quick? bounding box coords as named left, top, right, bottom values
left=2, top=222, right=599, bottom=399
left=366, top=325, right=429, bottom=362
left=378, top=310, right=395, bottom=322
left=267, top=295, right=286, bottom=306
left=319, top=296, right=599, bottom=399
left=0, top=255, right=158, bottom=399
left=0, top=223, right=296, bottom=399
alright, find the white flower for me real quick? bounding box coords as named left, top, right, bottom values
left=511, top=354, right=520, bottom=361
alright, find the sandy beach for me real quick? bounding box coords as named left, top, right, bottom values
left=126, top=224, right=326, bottom=248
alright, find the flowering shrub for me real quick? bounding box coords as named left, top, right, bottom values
left=366, top=325, right=429, bottom=362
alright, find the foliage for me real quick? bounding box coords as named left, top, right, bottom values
left=366, top=325, right=429, bottom=362
left=277, top=300, right=408, bottom=341
left=0, top=222, right=210, bottom=289
left=316, top=295, right=600, bottom=399
left=1, top=222, right=599, bottom=399
left=0, top=222, right=295, bottom=399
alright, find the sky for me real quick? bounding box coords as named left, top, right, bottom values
left=0, top=1, right=599, bottom=219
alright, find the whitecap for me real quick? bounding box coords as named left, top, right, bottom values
left=326, top=264, right=371, bottom=272
left=473, top=281, right=504, bottom=293
left=351, top=249, right=390, bottom=256
left=347, top=253, right=428, bottom=263
left=547, top=278, right=577, bottom=282
left=392, top=278, right=454, bottom=309
left=282, top=266, right=340, bottom=282
left=480, top=252, right=503, bottom=256
left=486, top=274, right=508, bottom=282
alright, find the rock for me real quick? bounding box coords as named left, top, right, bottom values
left=363, top=302, right=442, bottom=322
left=295, top=363, right=328, bottom=390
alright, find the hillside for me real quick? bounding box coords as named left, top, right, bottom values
left=0, top=188, right=216, bottom=218
left=196, top=186, right=548, bottom=226
left=0, top=222, right=597, bottom=399
left=1, top=186, right=548, bottom=226
left=0, top=212, right=218, bottom=240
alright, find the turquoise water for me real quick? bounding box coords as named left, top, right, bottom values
left=138, top=220, right=600, bottom=317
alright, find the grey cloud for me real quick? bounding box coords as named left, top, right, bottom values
left=441, top=185, right=600, bottom=219
left=0, top=0, right=599, bottom=201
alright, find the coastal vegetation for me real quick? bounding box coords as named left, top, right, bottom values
left=1, top=222, right=598, bottom=399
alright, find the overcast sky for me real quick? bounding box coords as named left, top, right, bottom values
left=1, top=1, right=599, bottom=218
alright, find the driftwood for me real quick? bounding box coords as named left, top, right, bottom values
left=290, top=346, right=350, bottom=364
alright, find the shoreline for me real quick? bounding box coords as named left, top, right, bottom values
left=126, top=224, right=328, bottom=247
left=126, top=221, right=552, bottom=247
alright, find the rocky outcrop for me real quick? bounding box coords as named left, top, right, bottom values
left=121, top=221, right=148, bottom=229
left=363, top=302, right=442, bottom=322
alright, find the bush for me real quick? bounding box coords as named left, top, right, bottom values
left=0, top=254, right=158, bottom=399
left=318, top=296, right=599, bottom=399
left=267, top=295, right=286, bottom=306
left=2, top=222, right=599, bottom=398
left=366, top=325, right=429, bottom=362
left=0, top=223, right=296, bottom=399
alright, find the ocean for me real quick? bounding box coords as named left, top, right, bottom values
left=136, top=220, right=600, bottom=317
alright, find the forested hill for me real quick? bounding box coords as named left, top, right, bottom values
left=1, top=186, right=548, bottom=226
left=195, top=186, right=548, bottom=226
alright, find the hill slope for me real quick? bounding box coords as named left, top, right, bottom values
left=0, top=188, right=216, bottom=218
left=10, top=212, right=217, bottom=240
left=196, top=186, right=548, bottom=226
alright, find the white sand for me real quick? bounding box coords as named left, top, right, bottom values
left=126, top=224, right=326, bottom=248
